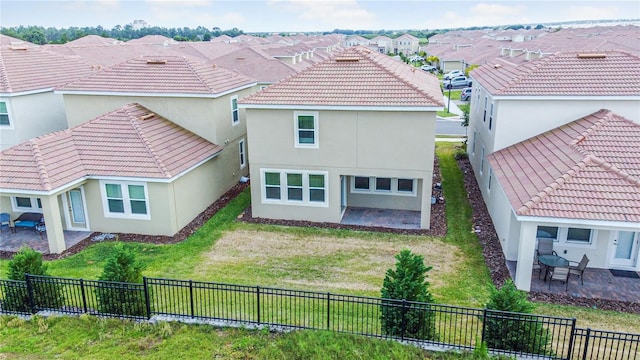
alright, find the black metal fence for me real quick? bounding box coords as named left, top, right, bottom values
left=1, top=275, right=638, bottom=359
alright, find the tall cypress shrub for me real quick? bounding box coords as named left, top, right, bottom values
left=95, top=243, right=147, bottom=316
left=380, top=249, right=437, bottom=340
left=4, top=246, right=64, bottom=312
left=484, top=280, right=552, bottom=355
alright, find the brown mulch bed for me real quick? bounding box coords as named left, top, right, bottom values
left=457, top=156, right=640, bottom=314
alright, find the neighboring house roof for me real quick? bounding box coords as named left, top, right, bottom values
left=66, top=35, right=120, bottom=46
left=239, top=46, right=444, bottom=108
left=0, top=45, right=96, bottom=94
left=207, top=46, right=299, bottom=84
left=470, top=50, right=640, bottom=96
left=0, top=103, right=223, bottom=192
left=488, top=109, right=640, bottom=223
left=57, top=55, right=257, bottom=96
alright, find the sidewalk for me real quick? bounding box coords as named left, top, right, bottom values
left=441, top=95, right=463, bottom=117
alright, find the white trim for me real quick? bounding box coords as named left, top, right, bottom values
left=0, top=88, right=54, bottom=97
left=55, top=82, right=257, bottom=98
left=490, top=95, right=639, bottom=101
left=11, top=196, right=43, bottom=213
left=239, top=138, right=246, bottom=169
left=99, top=180, right=151, bottom=220
left=519, top=216, right=640, bottom=230
left=260, top=168, right=329, bottom=207
left=294, top=111, right=319, bottom=149
left=536, top=225, right=598, bottom=249
left=231, top=95, right=239, bottom=126
left=61, top=186, right=91, bottom=231
left=239, top=104, right=444, bottom=112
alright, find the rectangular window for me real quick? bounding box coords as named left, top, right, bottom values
left=239, top=139, right=246, bottom=169
left=264, top=172, right=281, bottom=200
left=397, top=179, right=414, bottom=193
left=308, top=174, right=325, bottom=202
left=101, top=181, right=149, bottom=218
left=294, top=112, right=318, bottom=148
left=0, top=102, right=10, bottom=126
left=489, top=103, right=494, bottom=130
left=287, top=173, right=303, bottom=201
left=483, top=97, right=488, bottom=122
left=231, top=96, right=239, bottom=125
left=488, top=169, right=492, bottom=191
left=376, top=178, right=392, bottom=192
left=472, top=131, right=477, bottom=155
left=480, top=146, right=485, bottom=175
left=537, top=226, right=559, bottom=241
left=12, top=197, right=42, bottom=212
left=354, top=176, right=370, bottom=190
left=567, top=228, right=592, bottom=244
left=261, top=169, right=328, bottom=206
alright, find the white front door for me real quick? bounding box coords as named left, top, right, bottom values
left=340, top=176, right=347, bottom=215
left=610, top=231, right=639, bottom=269
left=63, top=187, right=89, bottom=230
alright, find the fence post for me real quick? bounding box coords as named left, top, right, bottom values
left=566, top=317, right=577, bottom=359
left=143, top=277, right=151, bottom=320
left=80, top=278, right=88, bottom=313
left=581, top=328, right=591, bottom=360
left=480, top=308, right=487, bottom=345
left=326, top=292, right=331, bottom=330
left=401, top=300, right=407, bottom=341
left=189, top=280, right=195, bottom=318
left=25, top=274, right=35, bottom=314
left=256, top=286, right=261, bottom=325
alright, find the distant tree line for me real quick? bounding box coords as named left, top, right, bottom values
left=0, top=25, right=245, bottom=44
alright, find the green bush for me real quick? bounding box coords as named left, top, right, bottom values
left=3, top=246, right=64, bottom=312
left=380, top=249, right=437, bottom=340
left=483, top=280, right=551, bottom=355
left=95, top=243, right=147, bottom=316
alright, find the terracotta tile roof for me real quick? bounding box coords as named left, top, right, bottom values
left=0, top=103, right=223, bottom=192
left=239, top=46, right=444, bottom=108
left=0, top=45, right=96, bottom=94
left=470, top=50, right=640, bottom=96
left=488, top=109, right=640, bottom=222
left=57, top=55, right=256, bottom=95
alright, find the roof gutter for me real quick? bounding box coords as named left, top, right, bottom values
left=239, top=104, right=444, bottom=112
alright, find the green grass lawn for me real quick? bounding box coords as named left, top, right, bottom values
left=1, top=143, right=638, bottom=336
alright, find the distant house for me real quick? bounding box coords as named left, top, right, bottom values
left=467, top=50, right=640, bottom=290
left=369, top=35, right=394, bottom=54
left=239, top=46, right=444, bottom=229
left=394, top=33, right=420, bottom=55
left=0, top=104, right=223, bottom=253
left=0, top=39, right=96, bottom=150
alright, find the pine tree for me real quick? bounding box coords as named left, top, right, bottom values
left=96, top=243, right=147, bottom=316
left=380, top=249, right=437, bottom=340
left=484, top=280, right=552, bottom=355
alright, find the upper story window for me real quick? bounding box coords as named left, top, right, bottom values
left=489, top=102, right=494, bottom=130
left=294, top=112, right=318, bottom=148
left=12, top=196, right=42, bottom=212
left=101, top=181, right=150, bottom=219
left=0, top=101, right=11, bottom=126
left=483, top=97, right=488, bottom=123
left=231, top=96, right=239, bottom=125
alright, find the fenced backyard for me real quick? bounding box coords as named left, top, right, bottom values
left=1, top=274, right=638, bottom=359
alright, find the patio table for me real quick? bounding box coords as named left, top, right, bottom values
left=538, top=254, right=569, bottom=281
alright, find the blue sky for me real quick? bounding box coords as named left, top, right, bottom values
left=2, top=0, right=639, bottom=32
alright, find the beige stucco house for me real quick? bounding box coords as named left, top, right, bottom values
left=467, top=50, right=640, bottom=291
left=0, top=104, right=223, bottom=253
left=0, top=38, right=96, bottom=150
left=394, top=33, right=420, bottom=55
left=239, top=46, right=444, bottom=229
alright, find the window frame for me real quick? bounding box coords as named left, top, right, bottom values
left=12, top=196, right=43, bottom=213
left=0, top=100, right=13, bottom=127
left=350, top=177, right=417, bottom=196
left=260, top=169, right=328, bottom=206
left=536, top=225, right=597, bottom=248
left=231, top=96, right=239, bottom=126
left=100, top=180, right=150, bottom=219
left=489, top=102, right=494, bottom=130
left=239, top=138, right=246, bottom=169
left=294, top=111, right=319, bottom=148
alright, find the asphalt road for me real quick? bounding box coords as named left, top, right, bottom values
left=436, top=118, right=467, bottom=136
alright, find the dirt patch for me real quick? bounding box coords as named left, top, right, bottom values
left=200, top=228, right=461, bottom=293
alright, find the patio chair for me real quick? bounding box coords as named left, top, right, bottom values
left=536, top=238, right=557, bottom=256
left=532, top=253, right=543, bottom=279
left=569, top=254, right=589, bottom=285
left=548, top=266, right=570, bottom=291
left=0, top=213, right=10, bottom=233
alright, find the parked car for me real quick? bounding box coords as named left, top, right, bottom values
left=443, top=70, right=465, bottom=80
left=460, top=87, right=472, bottom=101
left=421, top=65, right=437, bottom=72
left=445, top=76, right=473, bottom=89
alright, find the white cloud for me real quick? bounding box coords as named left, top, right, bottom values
left=62, top=0, right=120, bottom=12
left=143, top=0, right=246, bottom=29
left=565, top=5, right=622, bottom=21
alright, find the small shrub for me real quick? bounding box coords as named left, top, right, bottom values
left=483, top=280, right=552, bottom=355
left=95, top=243, right=147, bottom=317
left=380, top=249, right=437, bottom=340
left=3, top=246, right=64, bottom=312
